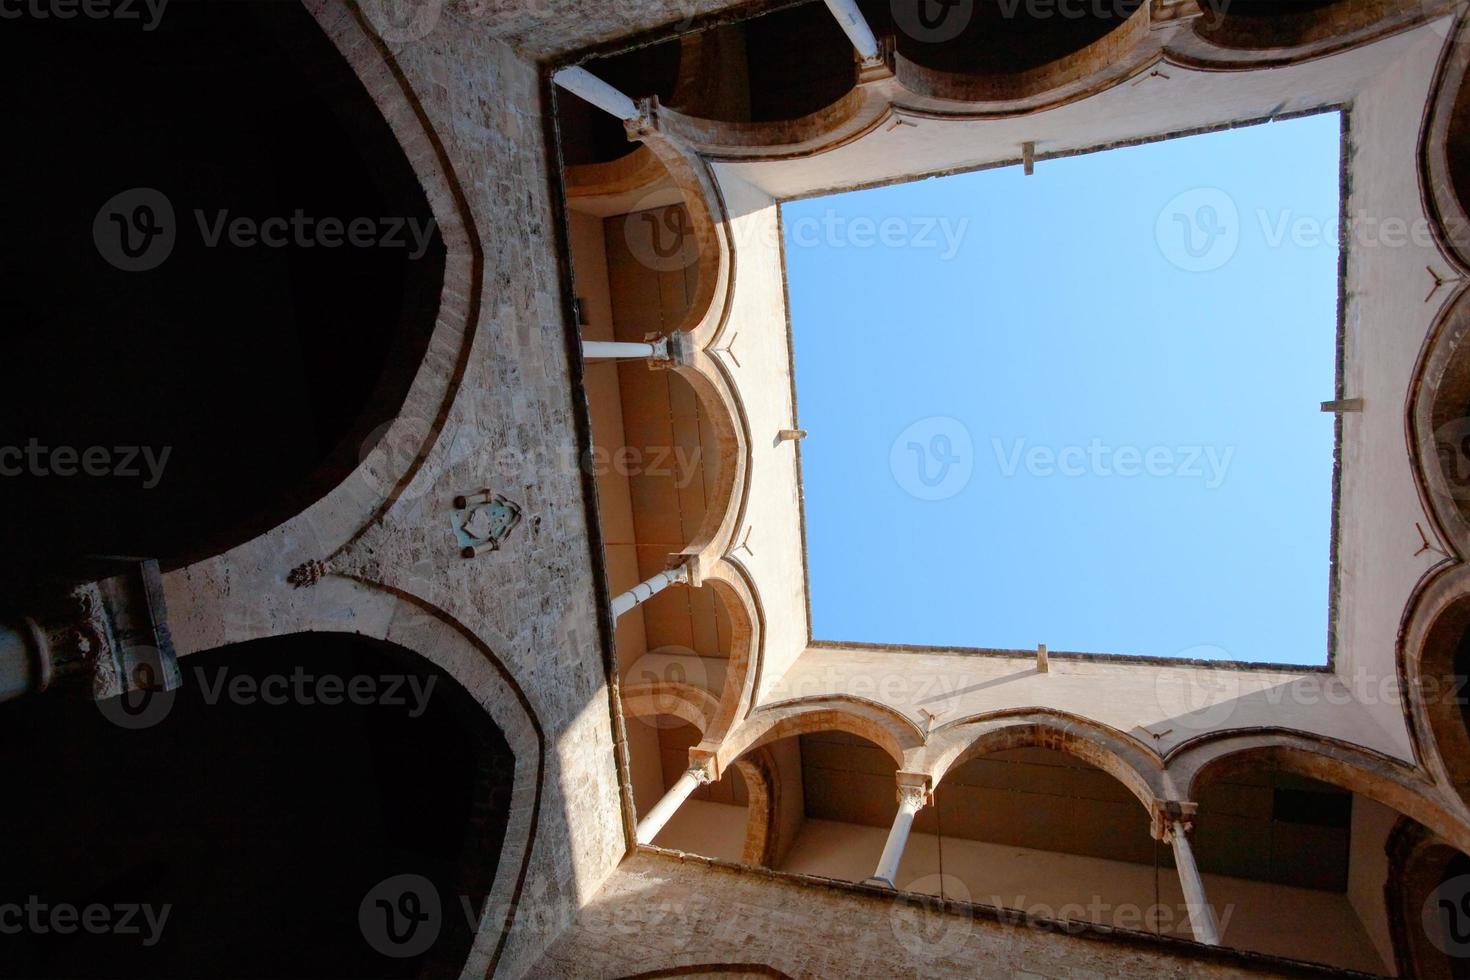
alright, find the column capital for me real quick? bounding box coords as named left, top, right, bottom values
left=625, top=96, right=661, bottom=141
left=856, top=35, right=895, bottom=84
left=688, top=745, right=720, bottom=784
left=1153, top=800, right=1199, bottom=841
left=646, top=331, right=694, bottom=370
left=895, top=770, right=932, bottom=810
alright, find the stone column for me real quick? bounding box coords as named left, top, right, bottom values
left=867, top=773, right=931, bottom=889
left=636, top=763, right=715, bottom=844
left=583, top=339, right=669, bottom=362
left=611, top=563, right=691, bottom=619
left=821, top=0, right=880, bottom=61
left=552, top=66, right=639, bottom=121
left=1169, top=819, right=1221, bottom=945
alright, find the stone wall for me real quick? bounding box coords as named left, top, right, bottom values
left=456, top=0, right=762, bottom=59
left=533, top=851, right=1341, bottom=979
left=163, top=3, right=633, bottom=976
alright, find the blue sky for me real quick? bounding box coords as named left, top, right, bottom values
left=784, top=112, right=1341, bottom=665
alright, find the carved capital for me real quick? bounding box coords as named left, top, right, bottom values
left=625, top=96, right=660, bottom=141
left=688, top=745, right=720, bottom=784
left=895, top=770, right=932, bottom=811
left=1154, top=800, right=1199, bottom=841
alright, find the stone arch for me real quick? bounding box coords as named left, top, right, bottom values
left=1168, top=0, right=1440, bottom=69
left=696, top=560, right=763, bottom=748
left=732, top=746, right=782, bottom=868
left=919, top=711, right=1167, bottom=818
left=622, top=679, right=721, bottom=733
left=1421, top=3, right=1470, bottom=267
left=123, top=0, right=487, bottom=586
left=1409, top=283, right=1470, bottom=556
left=0, top=0, right=471, bottom=587
left=718, top=695, right=925, bottom=773
left=299, top=1, right=481, bottom=544
left=893, top=0, right=1150, bottom=104
left=671, top=357, right=750, bottom=564
left=1384, top=818, right=1470, bottom=979
left=631, top=125, right=732, bottom=343
left=1171, top=732, right=1470, bottom=855
left=1401, top=563, right=1470, bottom=806
left=166, top=575, right=544, bottom=980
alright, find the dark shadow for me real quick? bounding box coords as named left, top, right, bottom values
left=0, top=632, right=513, bottom=979
left=0, top=0, right=445, bottom=595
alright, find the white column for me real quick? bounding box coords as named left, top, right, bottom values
left=1170, top=820, right=1221, bottom=945
left=552, top=66, right=640, bottom=121
left=611, top=564, right=690, bottom=618
left=583, top=339, right=668, bottom=362
left=868, top=784, right=928, bottom=888
left=822, top=0, right=880, bottom=61
left=636, top=767, right=710, bottom=844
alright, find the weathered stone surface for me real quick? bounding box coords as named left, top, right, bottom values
left=455, top=0, right=754, bottom=58
left=532, top=851, right=1323, bottom=979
